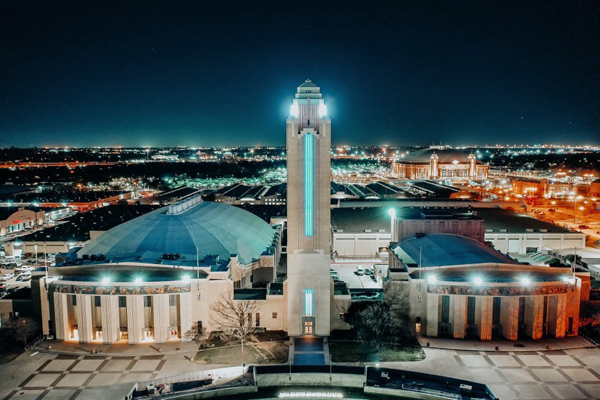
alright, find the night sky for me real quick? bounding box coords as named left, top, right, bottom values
left=1, top=1, right=599, bottom=147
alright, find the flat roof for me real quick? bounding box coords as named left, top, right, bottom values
left=233, top=288, right=267, bottom=300
left=331, top=206, right=570, bottom=235
left=53, top=264, right=203, bottom=283
left=471, top=208, right=571, bottom=234
left=331, top=207, right=480, bottom=233
left=0, top=189, right=128, bottom=203
left=20, top=205, right=160, bottom=242
left=408, top=264, right=572, bottom=283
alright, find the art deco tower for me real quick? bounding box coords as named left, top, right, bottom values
left=286, top=79, right=331, bottom=336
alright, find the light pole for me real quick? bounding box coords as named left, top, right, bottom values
left=388, top=208, right=396, bottom=242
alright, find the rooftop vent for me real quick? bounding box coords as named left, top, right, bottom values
left=167, top=194, right=203, bottom=215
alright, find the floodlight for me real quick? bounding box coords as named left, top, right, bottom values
left=101, top=277, right=111, bottom=285
left=387, top=208, right=396, bottom=218
left=473, top=277, right=483, bottom=286
left=182, top=274, right=191, bottom=282
left=427, top=275, right=437, bottom=284
left=520, top=277, right=531, bottom=286
left=318, top=103, right=328, bottom=117
left=134, top=277, right=143, bottom=285
left=290, top=103, right=299, bottom=118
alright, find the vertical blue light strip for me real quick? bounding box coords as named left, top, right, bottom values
left=304, top=133, right=314, bottom=237
left=304, top=288, right=313, bottom=316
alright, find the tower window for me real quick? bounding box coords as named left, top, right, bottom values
left=304, top=289, right=314, bottom=316
left=304, top=134, right=314, bottom=237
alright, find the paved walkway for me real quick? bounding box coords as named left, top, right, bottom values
left=0, top=338, right=598, bottom=399
left=419, top=336, right=595, bottom=352
left=383, top=347, right=600, bottom=399
left=292, top=337, right=326, bottom=365
left=0, top=351, right=223, bottom=400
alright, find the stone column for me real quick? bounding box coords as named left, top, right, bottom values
left=501, top=297, right=519, bottom=341
left=153, top=295, right=170, bottom=344
left=548, top=295, right=566, bottom=338
left=53, top=292, right=69, bottom=341
left=452, top=296, right=467, bottom=339
left=76, top=295, right=93, bottom=343
left=179, top=293, right=193, bottom=341
left=476, top=297, right=493, bottom=340
left=425, top=293, right=439, bottom=337
left=126, top=295, right=144, bottom=344
left=101, top=296, right=119, bottom=344
left=525, top=296, right=544, bottom=340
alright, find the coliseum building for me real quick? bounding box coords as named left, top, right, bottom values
left=392, top=147, right=488, bottom=180
left=25, top=81, right=586, bottom=346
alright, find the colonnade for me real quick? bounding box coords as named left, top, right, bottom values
left=54, top=292, right=193, bottom=344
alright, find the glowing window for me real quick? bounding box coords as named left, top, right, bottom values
left=304, top=289, right=314, bottom=317
left=304, top=133, right=314, bottom=237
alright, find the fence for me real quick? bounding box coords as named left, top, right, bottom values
left=24, top=335, right=44, bottom=351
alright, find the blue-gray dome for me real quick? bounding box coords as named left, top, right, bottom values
left=78, top=200, right=275, bottom=265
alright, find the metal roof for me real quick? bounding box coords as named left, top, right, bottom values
left=78, top=200, right=275, bottom=265
left=394, top=233, right=516, bottom=267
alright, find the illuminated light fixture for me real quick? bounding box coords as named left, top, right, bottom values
left=134, top=277, right=143, bottom=285
left=318, top=103, right=328, bottom=117
left=304, top=289, right=314, bottom=317
left=473, top=277, right=483, bottom=286
left=452, top=160, right=459, bottom=165
left=520, top=277, right=531, bottom=286
left=290, top=103, right=299, bottom=118
left=279, top=393, right=343, bottom=399
left=304, top=133, right=314, bottom=237
left=101, top=277, right=111, bottom=285
left=182, top=274, right=191, bottom=282
left=561, top=276, right=572, bottom=283
left=387, top=208, right=396, bottom=218
left=427, top=275, right=437, bottom=285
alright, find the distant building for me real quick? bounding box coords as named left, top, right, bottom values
left=4, top=205, right=158, bottom=256
left=0, top=206, right=70, bottom=238
left=330, top=206, right=585, bottom=258
left=392, top=148, right=488, bottom=180
left=511, top=178, right=574, bottom=198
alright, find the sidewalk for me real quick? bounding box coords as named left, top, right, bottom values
left=418, top=335, right=596, bottom=352
left=36, top=339, right=201, bottom=356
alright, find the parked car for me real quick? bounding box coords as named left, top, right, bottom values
left=355, top=266, right=364, bottom=276
left=1, top=273, right=14, bottom=281
left=16, top=273, right=31, bottom=281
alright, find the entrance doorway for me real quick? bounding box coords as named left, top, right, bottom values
left=304, top=321, right=313, bottom=334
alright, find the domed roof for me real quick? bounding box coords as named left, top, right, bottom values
left=78, top=199, right=275, bottom=265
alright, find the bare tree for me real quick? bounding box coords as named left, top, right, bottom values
left=383, top=281, right=411, bottom=339
left=209, top=290, right=260, bottom=354
left=10, top=317, right=38, bottom=346
left=184, top=321, right=209, bottom=347
left=353, top=302, right=392, bottom=350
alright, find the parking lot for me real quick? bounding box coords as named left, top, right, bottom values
left=0, top=254, right=55, bottom=298
left=330, top=262, right=384, bottom=289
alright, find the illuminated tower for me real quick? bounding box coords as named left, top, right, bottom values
left=286, top=79, right=331, bottom=336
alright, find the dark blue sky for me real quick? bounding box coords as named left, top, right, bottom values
left=1, top=0, right=599, bottom=147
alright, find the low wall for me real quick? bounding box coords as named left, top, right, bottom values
left=162, top=386, right=257, bottom=399
left=365, top=385, right=459, bottom=399
left=257, top=373, right=365, bottom=388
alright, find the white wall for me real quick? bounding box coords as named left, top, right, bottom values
left=486, top=232, right=585, bottom=254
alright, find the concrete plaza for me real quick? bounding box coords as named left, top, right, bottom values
left=0, top=338, right=598, bottom=399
